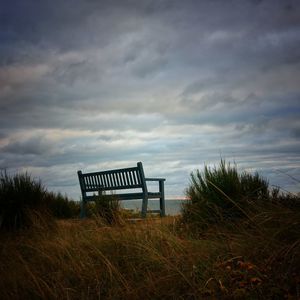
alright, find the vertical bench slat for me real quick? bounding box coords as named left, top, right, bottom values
left=91, top=176, right=96, bottom=188
left=107, top=173, right=112, bottom=187
left=95, top=176, right=99, bottom=187
left=134, top=170, right=139, bottom=184
left=107, top=173, right=111, bottom=187
left=87, top=176, right=91, bottom=188
left=128, top=171, right=133, bottom=185
left=133, top=171, right=137, bottom=185
left=100, top=174, right=105, bottom=187
left=122, top=173, right=126, bottom=186
left=109, top=173, right=116, bottom=187
left=94, top=176, right=98, bottom=188
left=121, top=172, right=126, bottom=186
left=125, top=171, right=130, bottom=186
left=95, top=174, right=101, bottom=187
left=104, top=174, right=108, bottom=187
left=115, top=173, right=119, bottom=186
left=105, top=174, right=109, bottom=187
left=116, top=173, right=120, bottom=186
left=111, top=173, right=116, bottom=187
left=116, top=173, right=121, bottom=186
left=130, top=171, right=135, bottom=185
left=89, top=176, right=93, bottom=188
left=102, top=174, right=107, bottom=187
left=85, top=176, right=90, bottom=189
left=136, top=170, right=141, bottom=185
left=119, top=171, right=123, bottom=186
left=114, top=173, right=119, bottom=186
left=125, top=172, right=129, bottom=185
left=93, top=175, right=98, bottom=188
left=109, top=173, right=114, bottom=187
left=118, top=173, right=122, bottom=186
left=90, top=176, right=95, bottom=188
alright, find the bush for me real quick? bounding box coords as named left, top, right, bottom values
left=182, top=160, right=270, bottom=225
left=45, top=192, right=81, bottom=219
left=91, top=194, right=121, bottom=225
left=0, top=171, right=82, bottom=230
left=0, top=171, right=49, bottom=230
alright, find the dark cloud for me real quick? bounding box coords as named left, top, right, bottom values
left=2, top=136, right=53, bottom=155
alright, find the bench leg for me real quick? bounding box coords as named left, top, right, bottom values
left=160, top=197, right=166, bottom=217
left=159, top=180, right=166, bottom=217
left=80, top=199, right=87, bottom=219
left=141, top=196, right=148, bottom=218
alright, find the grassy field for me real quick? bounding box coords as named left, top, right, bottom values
left=0, top=163, right=299, bottom=299
left=0, top=209, right=299, bottom=299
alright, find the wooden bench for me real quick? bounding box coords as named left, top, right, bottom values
left=77, top=162, right=166, bottom=218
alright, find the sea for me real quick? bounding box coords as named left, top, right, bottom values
left=120, top=199, right=185, bottom=216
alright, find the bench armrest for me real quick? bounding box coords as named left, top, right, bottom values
left=145, top=178, right=166, bottom=181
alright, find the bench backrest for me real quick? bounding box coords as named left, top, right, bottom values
left=78, top=162, right=147, bottom=196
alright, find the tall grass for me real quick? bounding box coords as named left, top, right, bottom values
left=0, top=217, right=217, bottom=299
left=0, top=171, right=80, bottom=231
left=1, top=205, right=299, bottom=299
left=91, top=194, right=122, bottom=225
left=45, top=192, right=80, bottom=219
left=180, top=160, right=300, bottom=298
left=182, top=160, right=271, bottom=225
left=0, top=171, right=49, bottom=230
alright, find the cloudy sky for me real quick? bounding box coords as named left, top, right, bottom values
left=0, top=0, right=299, bottom=199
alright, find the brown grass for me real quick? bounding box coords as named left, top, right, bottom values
left=0, top=208, right=299, bottom=299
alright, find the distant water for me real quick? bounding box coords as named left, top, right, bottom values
left=120, top=199, right=185, bottom=215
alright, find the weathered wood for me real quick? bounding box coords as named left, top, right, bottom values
left=77, top=162, right=166, bottom=218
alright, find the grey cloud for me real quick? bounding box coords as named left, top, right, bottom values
left=0, top=0, right=299, bottom=198
left=292, top=128, right=300, bottom=138
left=2, top=136, right=54, bottom=155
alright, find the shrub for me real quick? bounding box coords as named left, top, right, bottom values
left=45, top=192, right=81, bottom=219
left=182, top=160, right=270, bottom=225
left=91, top=194, right=121, bottom=225
left=0, top=171, right=49, bottom=230
left=0, top=171, right=82, bottom=230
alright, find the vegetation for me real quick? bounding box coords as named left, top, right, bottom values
left=181, top=160, right=296, bottom=226
left=45, top=192, right=81, bottom=219
left=91, top=194, right=122, bottom=225
left=0, top=171, right=80, bottom=231
left=0, top=171, right=50, bottom=230
left=0, top=163, right=299, bottom=299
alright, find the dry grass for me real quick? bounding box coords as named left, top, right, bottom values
left=0, top=216, right=215, bottom=299
left=1, top=206, right=299, bottom=299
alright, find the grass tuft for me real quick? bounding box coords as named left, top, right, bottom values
left=183, top=160, right=272, bottom=226
left=0, top=171, right=49, bottom=230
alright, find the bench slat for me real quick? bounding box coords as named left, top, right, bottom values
left=108, top=173, right=112, bottom=186
left=133, top=170, right=138, bottom=185
left=84, top=192, right=161, bottom=201
left=82, top=184, right=143, bottom=192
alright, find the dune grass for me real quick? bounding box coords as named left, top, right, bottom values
left=0, top=171, right=81, bottom=231
left=0, top=217, right=212, bottom=299
left=0, top=163, right=299, bottom=299
left=0, top=202, right=299, bottom=299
